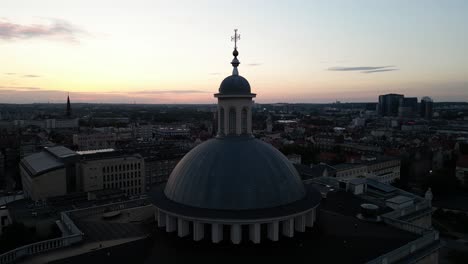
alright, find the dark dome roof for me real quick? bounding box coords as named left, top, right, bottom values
left=164, top=136, right=306, bottom=210
left=218, top=75, right=251, bottom=95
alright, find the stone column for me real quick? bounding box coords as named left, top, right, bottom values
left=247, top=107, right=252, bottom=134
left=193, top=222, right=204, bottom=241
left=282, top=218, right=294, bottom=238
left=166, top=214, right=176, bottom=232
left=294, top=215, right=306, bottom=232
left=231, top=224, right=242, bottom=244
left=249, top=223, right=261, bottom=244
left=177, top=218, right=189, bottom=237
left=157, top=210, right=166, bottom=228
left=211, top=223, right=223, bottom=243
left=268, top=221, right=279, bottom=241
left=236, top=106, right=242, bottom=135
left=306, top=209, right=315, bottom=228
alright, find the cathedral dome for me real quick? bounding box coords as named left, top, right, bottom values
left=218, top=75, right=251, bottom=95
left=164, top=136, right=306, bottom=210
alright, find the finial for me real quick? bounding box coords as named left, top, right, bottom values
left=231, top=29, right=240, bottom=75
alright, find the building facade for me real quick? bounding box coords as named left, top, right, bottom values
left=79, top=153, right=145, bottom=196
left=20, top=146, right=79, bottom=201
left=72, top=133, right=117, bottom=150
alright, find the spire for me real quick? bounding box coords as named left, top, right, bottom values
left=66, top=93, right=71, bottom=117
left=231, top=29, right=240, bottom=76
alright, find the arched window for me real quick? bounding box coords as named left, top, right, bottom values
left=229, top=108, right=236, bottom=134
left=219, top=107, right=225, bottom=134
left=241, top=108, right=248, bottom=134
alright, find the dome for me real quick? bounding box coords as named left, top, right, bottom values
left=218, top=75, right=251, bottom=95
left=164, top=136, right=306, bottom=210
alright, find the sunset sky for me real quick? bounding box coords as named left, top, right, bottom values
left=1, top=0, right=467, bottom=104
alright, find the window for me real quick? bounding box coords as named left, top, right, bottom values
left=241, top=108, right=247, bottom=134
left=219, top=107, right=225, bottom=134
left=229, top=108, right=236, bottom=134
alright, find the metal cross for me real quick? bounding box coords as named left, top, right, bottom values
left=231, top=29, right=240, bottom=49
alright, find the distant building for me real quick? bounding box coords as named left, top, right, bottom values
left=363, top=156, right=401, bottom=184
left=420, top=96, right=433, bottom=119
left=155, top=127, right=190, bottom=138
left=135, top=124, right=157, bottom=141
left=78, top=151, right=145, bottom=196
left=378, top=93, right=403, bottom=116
left=144, top=155, right=181, bottom=188
left=73, top=133, right=117, bottom=150
left=287, top=154, right=302, bottom=164
left=351, top=117, right=366, bottom=127
left=20, top=146, right=80, bottom=201
left=333, top=163, right=368, bottom=181
left=12, top=118, right=79, bottom=129
left=398, top=97, right=418, bottom=117
left=329, top=156, right=400, bottom=184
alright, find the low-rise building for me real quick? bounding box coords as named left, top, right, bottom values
left=333, top=163, right=367, bottom=181
left=364, top=156, right=401, bottom=184
left=20, top=146, right=80, bottom=201
left=287, top=154, right=302, bottom=164
left=79, top=151, right=145, bottom=196
left=73, top=133, right=117, bottom=150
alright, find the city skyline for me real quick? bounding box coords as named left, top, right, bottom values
left=1, top=0, right=467, bottom=104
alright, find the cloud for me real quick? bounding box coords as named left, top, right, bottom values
left=362, top=69, right=398, bottom=74
left=23, top=74, right=40, bottom=78
left=328, top=65, right=398, bottom=74
left=247, top=63, right=262, bottom=66
left=0, top=86, right=42, bottom=90
left=0, top=18, right=84, bottom=42
left=328, top=66, right=394, bottom=71
left=130, top=90, right=209, bottom=94
left=4, top=73, right=15, bottom=75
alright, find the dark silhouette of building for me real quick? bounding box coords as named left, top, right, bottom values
left=420, top=96, right=433, bottom=119
left=378, top=94, right=403, bottom=116
left=398, top=97, right=418, bottom=117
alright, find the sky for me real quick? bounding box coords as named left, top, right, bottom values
left=0, top=0, right=467, bottom=104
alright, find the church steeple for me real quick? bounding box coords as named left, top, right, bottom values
left=214, top=29, right=256, bottom=137
left=231, top=29, right=240, bottom=76
left=66, top=93, right=71, bottom=117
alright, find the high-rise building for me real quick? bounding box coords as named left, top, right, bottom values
left=378, top=93, right=403, bottom=116
left=398, top=97, right=418, bottom=117
left=420, top=96, right=433, bottom=119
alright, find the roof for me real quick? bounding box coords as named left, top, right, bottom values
left=332, top=163, right=366, bottom=171
left=216, top=75, right=255, bottom=96
left=348, top=178, right=367, bottom=185
left=386, top=195, right=414, bottom=204
left=294, top=164, right=336, bottom=180
left=21, top=151, right=64, bottom=177
left=45, top=146, right=78, bottom=159
left=367, top=179, right=398, bottom=193
left=144, top=189, right=427, bottom=264
left=164, top=136, right=306, bottom=210
left=151, top=184, right=321, bottom=220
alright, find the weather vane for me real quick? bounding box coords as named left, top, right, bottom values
left=231, top=29, right=240, bottom=50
